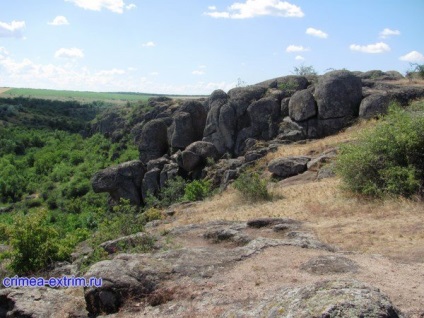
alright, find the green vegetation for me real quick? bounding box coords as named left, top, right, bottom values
left=0, top=88, right=206, bottom=105
left=292, top=64, right=318, bottom=77
left=336, top=101, right=424, bottom=197
left=406, top=63, right=424, bottom=80
left=183, top=179, right=212, bottom=202
left=233, top=172, right=272, bottom=202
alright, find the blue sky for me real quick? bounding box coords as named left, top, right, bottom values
left=0, top=0, right=423, bottom=94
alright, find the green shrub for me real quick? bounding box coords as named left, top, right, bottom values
left=233, top=172, right=272, bottom=202
left=183, top=179, right=212, bottom=201
left=1, top=210, right=67, bottom=275
left=336, top=102, right=424, bottom=197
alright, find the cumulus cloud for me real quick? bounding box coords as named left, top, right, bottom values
left=48, top=16, right=70, bottom=26
left=286, top=45, right=309, bottom=52
left=204, top=0, right=304, bottom=19
left=306, top=27, right=328, bottom=39
left=142, top=41, right=156, bottom=47
left=295, top=55, right=305, bottom=61
left=379, top=28, right=400, bottom=39
left=126, top=3, right=136, bottom=10
left=65, top=0, right=126, bottom=13
left=150, top=71, right=160, bottom=76
left=192, top=70, right=205, bottom=75
left=96, top=68, right=126, bottom=76
left=0, top=20, right=26, bottom=38
left=54, top=48, right=84, bottom=59
left=349, top=42, right=390, bottom=54
left=399, top=51, right=424, bottom=63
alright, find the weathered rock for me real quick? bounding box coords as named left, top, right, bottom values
left=84, top=254, right=170, bottom=316
left=99, top=232, right=153, bottom=254
left=146, top=157, right=170, bottom=171
left=91, top=160, right=145, bottom=205
left=256, top=75, right=309, bottom=94
left=160, top=163, right=179, bottom=188
left=142, top=168, right=161, bottom=200
left=224, top=279, right=403, bottom=318
left=280, top=97, right=290, bottom=117
left=314, top=70, right=362, bottom=119
left=268, top=156, right=311, bottom=178
left=138, top=119, right=169, bottom=164
left=0, top=287, right=87, bottom=318
left=247, top=97, right=280, bottom=139
left=359, top=93, right=391, bottom=118
left=178, top=141, right=220, bottom=172
left=247, top=218, right=300, bottom=229
left=169, top=100, right=207, bottom=150
left=301, top=255, right=359, bottom=275
left=289, top=89, right=317, bottom=121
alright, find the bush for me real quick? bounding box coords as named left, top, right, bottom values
left=292, top=64, right=317, bottom=76
left=233, top=172, right=272, bottom=202
left=1, top=210, right=67, bottom=275
left=183, top=179, right=212, bottom=202
left=336, top=102, right=424, bottom=197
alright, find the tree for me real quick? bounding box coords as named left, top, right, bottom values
left=292, top=64, right=317, bottom=76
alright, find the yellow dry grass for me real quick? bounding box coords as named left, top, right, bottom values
left=165, top=120, right=424, bottom=263
left=0, top=87, right=11, bottom=95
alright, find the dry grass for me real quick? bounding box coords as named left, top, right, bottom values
left=164, top=120, right=424, bottom=263
left=0, top=87, right=11, bottom=95
left=389, top=78, right=424, bottom=87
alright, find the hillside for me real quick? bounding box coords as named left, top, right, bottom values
left=0, top=70, right=423, bottom=317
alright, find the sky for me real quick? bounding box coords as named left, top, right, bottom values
left=0, top=0, right=423, bottom=94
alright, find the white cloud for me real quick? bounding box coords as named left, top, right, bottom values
left=192, top=70, right=205, bottom=75
left=150, top=71, right=160, bottom=76
left=126, top=3, right=136, bottom=10
left=65, top=0, right=125, bottom=14
left=399, top=51, right=424, bottom=63
left=142, top=41, right=156, bottom=47
left=0, top=20, right=26, bottom=38
left=306, top=27, right=328, bottom=39
left=54, top=48, right=84, bottom=59
left=208, top=6, right=217, bottom=10
left=286, top=45, right=309, bottom=53
left=379, top=28, right=400, bottom=39
left=349, top=42, right=390, bottom=54
left=96, top=68, right=126, bottom=76
left=0, top=47, right=10, bottom=59
left=48, top=16, right=70, bottom=26
left=204, top=0, right=304, bottom=19
left=295, top=55, right=304, bottom=61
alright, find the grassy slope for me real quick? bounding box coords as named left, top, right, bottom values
left=159, top=117, right=424, bottom=263
left=0, top=88, right=207, bottom=105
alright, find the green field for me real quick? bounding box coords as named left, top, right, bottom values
left=0, top=87, right=206, bottom=104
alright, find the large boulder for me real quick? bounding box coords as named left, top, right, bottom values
left=169, top=100, right=207, bottom=150
left=289, top=89, right=317, bottom=121
left=268, top=156, right=311, bottom=178
left=91, top=160, right=145, bottom=206
left=314, top=70, right=362, bottom=119
left=138, top=119, right=169, bottom=164
left=141, top=168, right=161, bottom=200
left=359, top=93, right=391, bottom=118
left=178, top=141, right=220, bottom=172
left=247, top=97, right=280, bottom=139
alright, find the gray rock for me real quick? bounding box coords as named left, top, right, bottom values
left=359, top=93, right=391, bottom=118
left=256, top=75, right=309, bottom=94
left=300, top=255, right=359, bottom=275
left=280, top=97, right=290, bottom=117
left=142, top=168, right=161, bottom=200
left=289, top=89, right=317, bottom=121
left=146, top=157, right=170, bottom=171
left=169, top=100, right=207, bottom=150
left=178, top=141, right=220, bottom=172
left=99, top=232, right=152, bottom=254
left=247, top=97, right=280, bottom=139
left=138, top=119, right=169, bottom=164
left=0, top=287, right=87, bottom=318
left=91, top=160, right=145, bottom=206
left=268, top=156, right=311, bottom=178
left=160, top=163, right=179, bottom=188
left=223, top=279, right=403, bottom=318
left=314, top=70, right=362, bottom=119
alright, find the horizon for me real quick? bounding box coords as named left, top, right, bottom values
left=1, top=0, right=423, bottom=95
